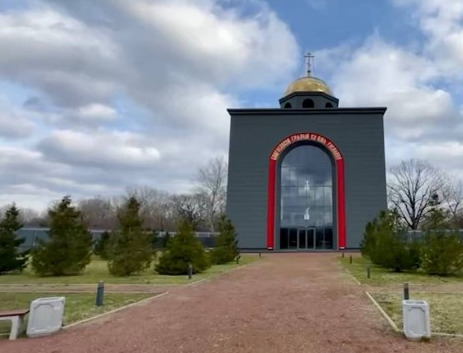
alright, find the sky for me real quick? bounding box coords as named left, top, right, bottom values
left=0, top=0, right=462, bottom=212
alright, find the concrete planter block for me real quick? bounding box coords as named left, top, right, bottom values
left=27, top=297, right=66, bottom=338
left=402, top=300, right=431, bottom=340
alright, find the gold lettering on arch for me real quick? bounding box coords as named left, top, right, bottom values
left=270, top=133, right=342, bottom=161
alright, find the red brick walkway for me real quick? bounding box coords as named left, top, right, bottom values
left=2, top=254, right=461, bottom=353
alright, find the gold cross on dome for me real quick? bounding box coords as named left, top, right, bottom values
left=304, top=52, right=314, bottom=76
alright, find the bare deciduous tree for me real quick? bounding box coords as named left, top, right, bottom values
left=195, top=156, right=228, bottom=232
left=388, top=159, right=444, bottom=230
left=171, top=193, right=207, bottom=230
left=19, top=208, right=40, bottom=225
left=78, top=197, right=116, bottom=229
left=21, top=208, right=50, bottom=227
left=0, top=205, right=47, bottom=227
left=442, top=178, right=463, bottom=227
left=125, top=186, right=173, bottom=230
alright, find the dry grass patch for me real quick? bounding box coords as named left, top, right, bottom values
left=339, top=255, right=463, bottom=286
left=0, top=254, right=260, bottom=285
left=0, top=292, right=154, bottom=339
left=341, top=255, right=463, bottom=335
left=372, top=293, right=463, bottom=335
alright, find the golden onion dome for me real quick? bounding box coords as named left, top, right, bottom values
left=284, top=76, right=333, bottom=96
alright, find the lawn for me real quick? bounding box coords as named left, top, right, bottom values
left=0, top=254, right=260, bottom=339
left=0, top=254, right=260, bottom=285
left=340, top=254, right=463, bottom=336
left=339, top=254, right=463, bottom=286
left=0, top=292, right=154, bottom=338
left=372, top=293, right=463, bottom=335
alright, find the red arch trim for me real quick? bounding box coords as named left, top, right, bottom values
left=267, top=133, right=346, bottom=250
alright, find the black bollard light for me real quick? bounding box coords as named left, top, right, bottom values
left=259, top=252, right=261, bottom=258
left=236, top=255, right=241, bottom=264
left=349, top=255, right=352, bottom=264
left=404, top=283, right=409, bottom=300
left=342, top=252, right=345, bottom=258
left=366, top=266, right=371, bottom=279
left=96, top=280, right=104, bottom=307
left=187, top=263, right=193, bottom=279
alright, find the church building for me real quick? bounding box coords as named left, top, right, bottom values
left=226, top=57, right=387, bottom=251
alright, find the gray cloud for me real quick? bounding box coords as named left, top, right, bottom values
left=0, top=97, right=36, bottom=138
left=0, top=0, right=299, bottom=210
left=37, top=129, right=161, bottom=170
left=2, top=0, right=461, bottom=212
left=0, top=9, right=122, bottom=107
left=0, top=112, right=34, bottom=138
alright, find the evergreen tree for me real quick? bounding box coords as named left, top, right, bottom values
left=211, top=215, right=239, bottom=264
left=421, top=208, right=463, bottom=276
left=361, top=210, right=421, bottom=272
left=0, top=205, right=28, bottom=274
left=31, top=196, right=93, bottom=276
left=156, top=220, right=210, bottom=275
left=107, top=197, right=152, bottom=276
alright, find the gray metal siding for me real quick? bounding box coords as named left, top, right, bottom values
left=227, top=110, right=387, bottom=250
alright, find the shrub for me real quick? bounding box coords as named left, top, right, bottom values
left=361, top=210, right=420, bottom=272
left=156, top=220, right=210, bottom=275
left=210, top=216, right=239, bottom=264
left=162, top=231, right=171, bottom=248
left=93, top=231, right=111, bottom=259
left=421, top=208, right=463, bottom=276
left=107, top=197, right=153, bottom=276
left=31, top=196, right=93, bottom=276
left=0, top=205, right=28, bottom=274
left=150, top=230, right=158, bottom=249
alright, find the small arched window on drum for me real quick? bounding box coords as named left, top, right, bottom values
left=302, top=99, right=314, bottom=109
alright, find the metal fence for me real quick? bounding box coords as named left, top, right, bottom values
left=402, top=229, right=463, bottom=243
left=16, top=228, right=219, bottom=252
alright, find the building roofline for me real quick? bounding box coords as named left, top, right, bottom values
left=279, top=91, right=339, bottom=103
left=227, top=107, right=387, bottom=115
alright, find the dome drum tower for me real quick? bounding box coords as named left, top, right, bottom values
left=280, top=76, right=339, bottom=110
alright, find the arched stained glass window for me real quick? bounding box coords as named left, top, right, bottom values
left=279, top=144, right=334, bottom=250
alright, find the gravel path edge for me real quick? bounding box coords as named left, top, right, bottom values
left=365, top=291, right=400, bottom=332
left=63, top=292, right=169, bottom=329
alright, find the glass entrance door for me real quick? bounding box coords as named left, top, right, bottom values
left=298, top=228, right=315, bottom=250
left=279, top=227, right=316, bottom=250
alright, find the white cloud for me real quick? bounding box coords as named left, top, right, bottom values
left=393, top=0, right=463, bottom=77
left=328, top=37, right=437, bottom=101
left=0, top=95, right=37, bottom=138
left=0, top=9, right=121, bottom=107
left=0, top=0, right=298, bottom=210
left=64, top=103, right=118, bottom=126
left=416, top=142, right=463, bottom=162
left=78, top=104, right=116, bottom=120
left=0, top=184, right=62, bottom=212
left=123, top=0, right=298, bottom=88
left=37, top=129, right=161, bottom=169
left=320, top=35, right=462, bottom=144
left=3, top=0, right=462, bottom=212
left=0, top=110, right=35, bottom=139
left=316, top=12, right=463, bottom=174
